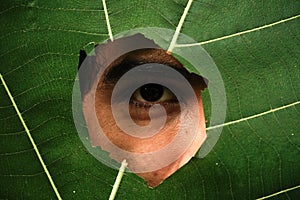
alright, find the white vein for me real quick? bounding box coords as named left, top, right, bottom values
left=167, top=0, right=194, bottom=53
left=109, top=160, right=128, bottom=200
left=175, top=14, right=300, bottom=47
left=0, top=74, right=62, bottom=200
left=256, top=185, right=300, bottom=200
left=102, top=0, right=114, bottom=41
left=207, top=101, right=300, bottom=130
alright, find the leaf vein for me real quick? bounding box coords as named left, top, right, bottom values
left=102, top=0, right=114, bottom=41
left=207, top=101, right=300, bottom=131
left=0, top=73, right=62, bottom=200
left=256, top=185, right=300, bottom=200
left=167, top=0, right=194, bottom=53
left=175, top=14, right=300, bottom=47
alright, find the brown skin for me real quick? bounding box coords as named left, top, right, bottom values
left=81, top=47, right=207, bottom=187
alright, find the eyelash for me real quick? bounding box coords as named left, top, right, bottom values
left=130, top=100, right=154, bottom=108
left=130, top=99, right=178, bottom=108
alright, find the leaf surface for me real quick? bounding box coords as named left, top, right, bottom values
left=0, top=0, right=299, bottom=199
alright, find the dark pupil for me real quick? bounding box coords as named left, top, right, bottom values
left=140, top=83, right=164, bottom=102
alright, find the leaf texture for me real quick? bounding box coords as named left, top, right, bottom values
left=0, top=0, right=299, bottom=199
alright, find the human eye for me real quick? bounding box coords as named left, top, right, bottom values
left=132, top=83, right=176, bottom=104
left=129, top=83, right=180, bottom=121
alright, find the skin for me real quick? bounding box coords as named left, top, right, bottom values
left=80, top=42, right=207, bottom=187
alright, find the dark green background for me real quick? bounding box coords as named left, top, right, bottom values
left=1, top=0, right=299, bottom=199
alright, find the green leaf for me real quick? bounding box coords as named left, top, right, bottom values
left=1, top=0, right=299, bottom=199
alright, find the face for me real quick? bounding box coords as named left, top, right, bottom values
left=81, top=48, right=207, bottom=187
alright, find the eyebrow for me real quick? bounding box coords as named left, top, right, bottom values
left=101, top=47, right=190, bottom=79
left=103, top=60, right=191, bottom=84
